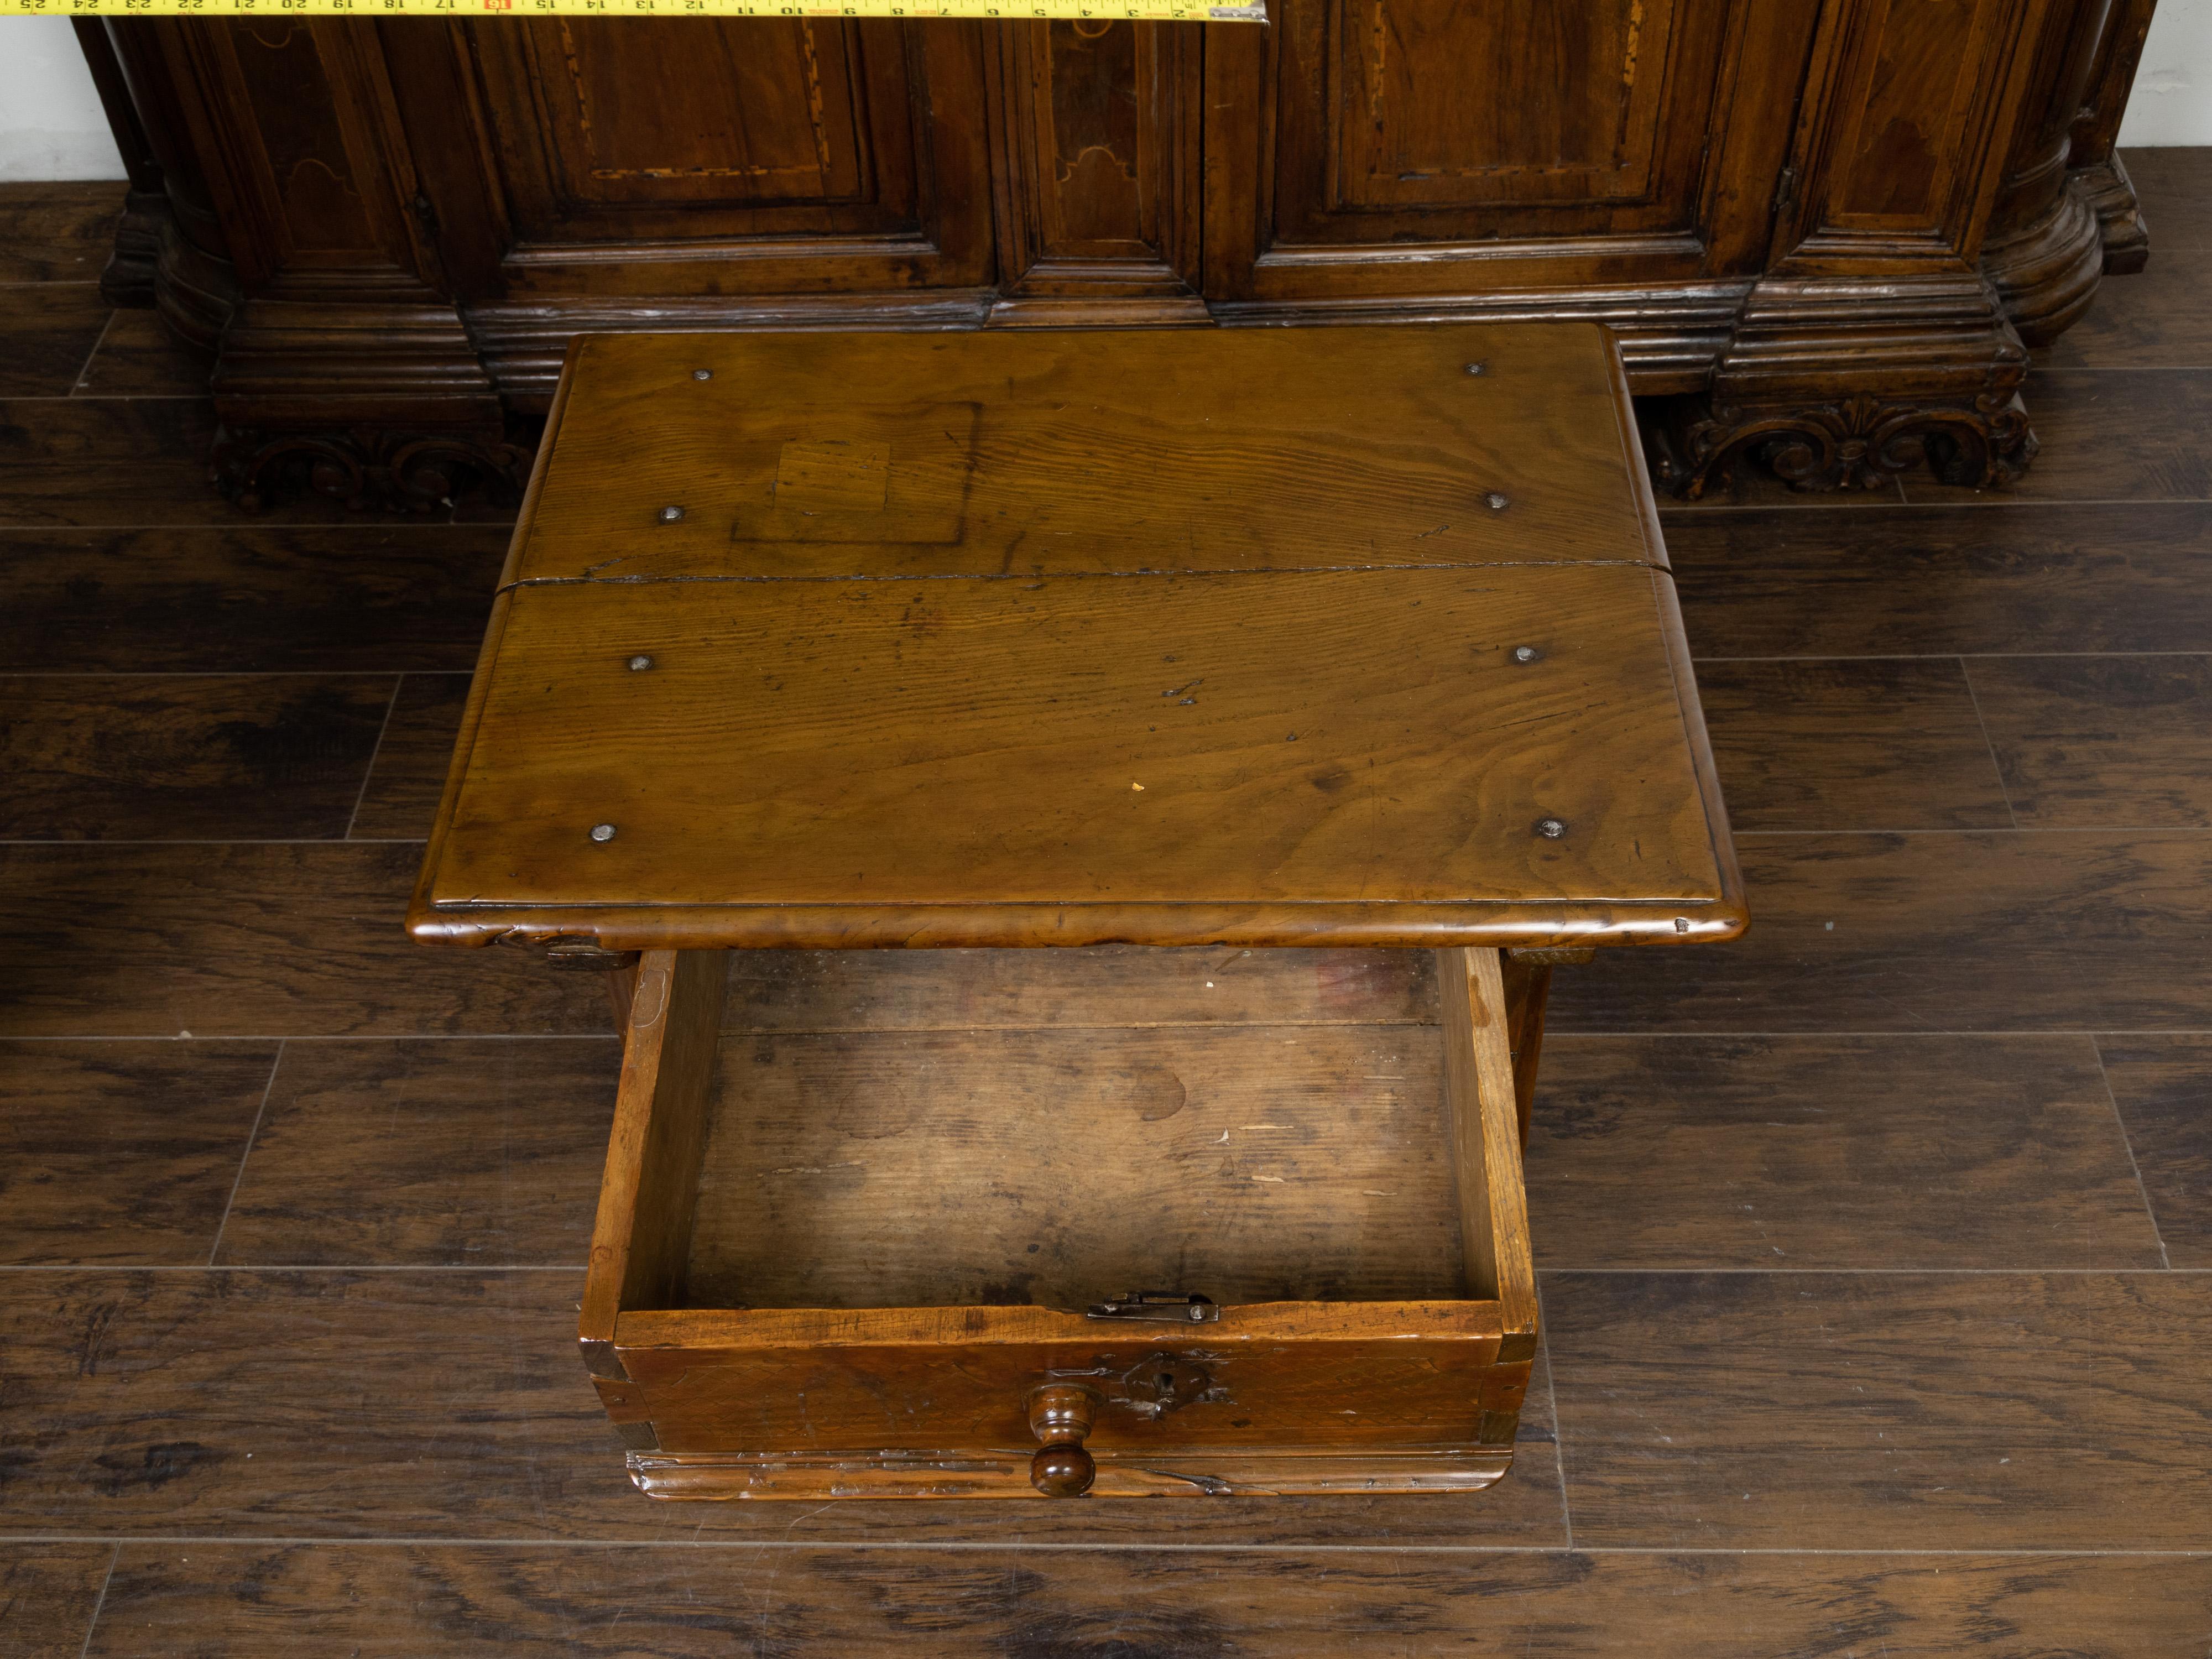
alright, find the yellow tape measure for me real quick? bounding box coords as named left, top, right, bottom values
left=7, top=0, right=1263, bottom=14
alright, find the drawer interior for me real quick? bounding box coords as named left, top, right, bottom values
left=585, top=942, right=1533, bottom=1337
left=681, top=1019, right=1464, bottom=1311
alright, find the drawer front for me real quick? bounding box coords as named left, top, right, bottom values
left=576, top=946, right=1546, bottom=1499
left=606, top=1332, right=1528, bottom=1456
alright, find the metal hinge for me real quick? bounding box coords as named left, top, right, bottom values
left=1088, top=1291, right=1217, bottom=1324
left=1771, top=165, right=1798, bottom=221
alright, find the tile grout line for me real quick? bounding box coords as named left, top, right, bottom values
left=1733, top=827, right=2212, bottom=836
left=2091, top=1034, right=2173, bottom=1271
left=0, top=524, right=505, bottom=535
left=2, top=1536, right=2209, bottom=1557
left=0, top=839, right=429, bottom=847
left=0, top=1034, right=630, bottom=1044
left=206, top=1042, right=284, bottom=1268
left=343, top=680, right=405, bottom=841
left=1693, top=653, right=2212, bottom=663
left=1958, top=656, right=2023, bottom=830
left=75, top=1543, right=117, bottom=1659
left=2, top=671, right=475, bottom=680
left=1536, top=1286, right=1573, bottom=1550
left=0, top=525, right=505, bottom=535
left=69, top=309, right=117, bottom=399
left=0, top=1274, right=588, bottom=1283
left=1659, top=495, right=2212, bottom=512
left=1542, top=1029, right=2212, bottom=1038
left=1540, top=1274, right=2212, bottom=1283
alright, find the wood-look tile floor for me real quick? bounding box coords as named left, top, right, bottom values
left=2, top=160, right=2209, bottom=1653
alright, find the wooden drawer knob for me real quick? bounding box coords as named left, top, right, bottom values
left=1027, top=1384, right=1099, bottom=1498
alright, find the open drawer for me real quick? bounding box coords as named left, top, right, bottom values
left=580, top=946, right=1538, bottom=1500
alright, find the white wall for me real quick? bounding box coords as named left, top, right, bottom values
left=2122, top=0, right=2212, bottom=144
left=0, top=18, right=128, bottom=183
left=0, top=2, right=2205, bottom=184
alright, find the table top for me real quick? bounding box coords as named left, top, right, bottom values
left=410, top=325, right=1743, bottom=952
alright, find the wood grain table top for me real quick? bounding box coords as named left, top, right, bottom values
left=410, top=325, right=1744, bottom=951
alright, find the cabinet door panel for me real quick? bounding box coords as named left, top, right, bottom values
left=453, top=19, right=991, bottom=295
left=1811, top=0, right=2017, bottom=241
left=1328, top=0, right=1679, bottom=212
left=1280, top=0, right=1732, bottom=244
left=525, top=19, right=871, bottom=213
left=987, top=20, right=1203, bottom=318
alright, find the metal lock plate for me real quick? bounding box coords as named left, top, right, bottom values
left=1087, top=1291, right=1217, bottom=1323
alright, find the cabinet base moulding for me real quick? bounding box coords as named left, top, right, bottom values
left=212, top=422, right=538, bottom=515
left=1647, top=390, right=2039, bottom=499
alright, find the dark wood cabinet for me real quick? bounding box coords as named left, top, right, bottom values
left=85, top=0, right=2157, bottom=509
left=452, top=22, right=992, bottom=288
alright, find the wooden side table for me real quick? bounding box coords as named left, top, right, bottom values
left=410, top=324, right=1745, bottom=1500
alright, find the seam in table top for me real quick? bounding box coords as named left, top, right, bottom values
left=491, top=557, right=1675, bottom=601
left=427, top=895, right=1731, bottom=911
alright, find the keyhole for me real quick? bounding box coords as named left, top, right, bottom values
left=1159, top=1372, right=1175, bottom=1392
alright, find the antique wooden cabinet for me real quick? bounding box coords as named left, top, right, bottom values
left=85, top=0, right=2157, bottom=509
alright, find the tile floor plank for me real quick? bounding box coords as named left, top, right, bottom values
left=2122, top=147, right=2212, bottom=252
left=215, top=1039, right=620, bottom=1267
left=0, top=526, right=508, bottom=674
left=348, top=675, right=468, bottom=841
left=79, top=1543, right=2212, bottom=1658
left=0, top=843, right=611, bottom=1038
left=1942, top=369, right=2212, bottom=504
left=2096, top=1034, right=2212, bottom=1268
left=1666, top=503, right=2212, bottom=658
left=0, top=675, right=395, bottom=841
left=1528, top=1035, right=2164, bottom=1269
left=71, top=307, right=215, bottom=398
left=1696, top=659, right=2013, bottom=831
left=0, top=1543, right=111, bottom=1656
left=0, top=182, right=123, bottom=283
left=0, top=399, right=351, bottom=528
left=0, top=1268, right=623, bottom=1541
left=0, top=1042, right=278, bottom=1266
left=1547, top=830, right=2212, bottom=1033
left=1968, top=654, right=2212, bottom=827
left=1546, top=1269, right=2212, bottom=1550
left=0, top=1267, right=1567, bottom=1547
left=2041, top=258, right=2212, bottom=369
left=0, top=285, right=110, bottom=396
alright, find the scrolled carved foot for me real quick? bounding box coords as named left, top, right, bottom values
left=212, top=423, right=535, bottom=515
left=2070, top=155, right=2150, bottom=276
left=1648, top=392, right=2037, bottom=500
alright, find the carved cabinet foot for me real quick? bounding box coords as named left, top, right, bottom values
left=1648, top=392, right=2038, bottom=500
left=212, top=424, right=536, bottom=515
left=2072, top=155, right=2151, bottom=276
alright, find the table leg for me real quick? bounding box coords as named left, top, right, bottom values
left=1435, top=946, right=1541, bottom=1368
left=540, top=940, right=644, bottom=1028
left=1499, top=957, right=1550, bottom=1149
left=1497, top=947, right=1594, bottom=1150
left=602, top=959, right=641, bottom=1029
